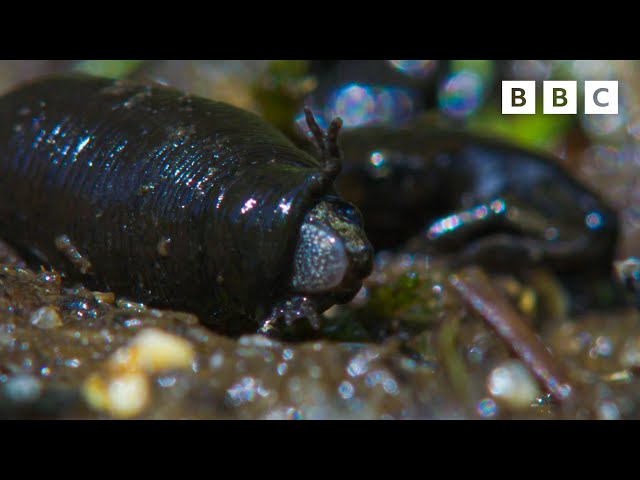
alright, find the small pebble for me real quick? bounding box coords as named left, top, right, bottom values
left=93, top=291, right=115, bottom=305
left=487, top=360, right=541, bottom=410
left=83, top=372, right=149, bottom=419
left=29, top=306, right=63, bottom=329
left=109, top=328, right=196, bottom=373
left=116, top=299, right=147, bottom=312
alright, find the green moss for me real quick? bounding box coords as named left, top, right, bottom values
left=467, top=105, right=574, bottom=150
left=371, top=272, right=441, bottom=323
left=73, top=60, right=146, bottom=79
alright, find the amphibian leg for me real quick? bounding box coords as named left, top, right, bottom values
left=259, top=296, right=322, bottom=335
left=424, top=196, right=590, bottom=268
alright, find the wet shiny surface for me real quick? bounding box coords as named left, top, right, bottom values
left=2, top=246, right=640, bottom=419
left=0, top=75, right=343, bottom=333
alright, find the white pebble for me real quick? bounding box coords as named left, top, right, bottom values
left=107, top=373, right=150, bottom=418
left=110, top=328, right=196, bottom=373
left=487, top=360, right=541, bottom=410
left=30, top=306, right=63, bottom=329
left=83, top=372, right=149, bottom=418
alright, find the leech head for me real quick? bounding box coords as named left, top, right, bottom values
left=303, top=107, right=343, bottom=180
left=290, top=199, right=373, bottom=306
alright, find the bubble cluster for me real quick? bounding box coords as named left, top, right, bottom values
left=301, top=83, right=418, bottom=131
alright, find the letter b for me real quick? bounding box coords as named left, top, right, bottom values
left=502, top=81, right=535, bottom=114
left=512, top=88, right=527, bottom=107
left=543, top=81, right=576, bottom=114
left=553, top=88, right=567, bottom=107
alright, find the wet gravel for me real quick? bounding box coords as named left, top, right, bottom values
left=2, top=240, right=639, bottom=419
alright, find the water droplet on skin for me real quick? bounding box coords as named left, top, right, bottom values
left=157, top=237, right=171, bottom=257
left=338, top=381, right=355, bottom=400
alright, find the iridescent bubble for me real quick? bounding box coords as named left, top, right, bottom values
left=338, top=381, right=354, bottom=400
left=329, top=83, right=376, bottom=126
left=477, top=398, right=497, bottom=417
left=324, top=83, right=417, bottom=128
left=388, top=60, right=438, bottom=78
left=157, top=376, right=177, bottom=388
left=287, top=407, right=302, bottom=420
left=438, top=71, right=485, bottom=119
left=374, top=87, right=415, bottom=124
left=282, top=348, right=294, bottom=361
left=367, top=150, right=392, bottom=179
left=370, top=151, right=385, bottom=167
left=225, top=376, right=270, bottom=407
left=589, top=336, right=613, bottom=358
left=585, top=211, right=603, bottom=230
left=382, top=378, right=399, bottom=396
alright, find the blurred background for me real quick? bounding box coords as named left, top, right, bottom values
left=3, top=59, right=639, bottom=259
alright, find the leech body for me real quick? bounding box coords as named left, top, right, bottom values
left=0, top=75, right=373, bottom=334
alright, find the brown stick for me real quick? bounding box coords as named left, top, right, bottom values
left=448, top=266, right=574, bottom=403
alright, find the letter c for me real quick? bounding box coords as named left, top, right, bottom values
left=593, top=88, right=609, bottom=107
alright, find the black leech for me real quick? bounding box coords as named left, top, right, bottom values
left=0, top=75, right=372, bottom=335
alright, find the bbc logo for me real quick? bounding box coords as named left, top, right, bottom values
left=502, top=81, right=618, bottom=114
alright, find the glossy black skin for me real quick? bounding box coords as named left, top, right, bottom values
left=336, top=127, right=619, bottom=274
left=0, top=74, right=360, bottom=333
